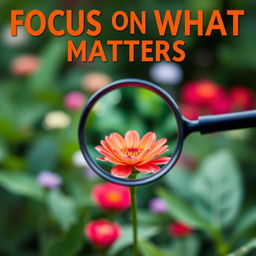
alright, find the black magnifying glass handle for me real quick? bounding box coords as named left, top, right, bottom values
left=185, top=110, right=256, bottom=135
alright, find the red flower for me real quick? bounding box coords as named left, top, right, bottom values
left=180, top=80, right=231, bottom=118
left=230, top=86, right=255, bottom=111
left=181, top=80, right=226, bottom=106
left=92, top=182, right=130, bottom=211
left=208, top=95, right=231, bottom=114
left=180, top=103, right=201, bottom=120
left=168, top=222, right=193, bottom=237
left=95, top=130, right=170, bottom=178
left=85, top=219, right=121, bottom=247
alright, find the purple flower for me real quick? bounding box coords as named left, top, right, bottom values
left=37, top=170, right=62, bottom=189
left=149, top=197, right=168, bottom=213
left=83, top=168, right=98, bottom=180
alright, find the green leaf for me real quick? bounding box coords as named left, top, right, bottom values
left=137, top=210, right=161, bottom=225
left=171, top=235, right=200, bottom=256
left=0, top=171, right=43, bottom=201
left=28, top=38, right=67, bottom=92
left=109, top=226, right=159, bottom=256
left=191, top=151, right=243, bottom=228
left=158, top=189, right=211, bottom=233
left=164, top=166, right=194, bottom=200
left=232, top=206, right=256, bottom=241
left=139, top=240, right=171, bottom=256
left=184, top=133, right=214, bottom=159
left=135, top=88, right=164, bottom=118
left=45, top=216, right=87, bottom=256
left=26, top=136, right=58, bottom=172
left=15, top=103, right=48, bottom=130
left=227, top=238, right=256, bottom=256
left=47, top=189, right=77, bottom=231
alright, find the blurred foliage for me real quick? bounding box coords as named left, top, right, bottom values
left=0, top=0, right=256, bottom=256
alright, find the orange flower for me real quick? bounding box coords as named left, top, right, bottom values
left=95, top=130, right=170, bottom=178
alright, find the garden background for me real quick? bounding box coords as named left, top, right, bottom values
left=0, top=0, right=256, bottom=255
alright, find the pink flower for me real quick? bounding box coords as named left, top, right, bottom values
left=10, top=55, right=40, bottom=76
left=95, top=130, right=170, bottom=178
left=92, top=183, right=130, bottom=211
left=85, top=219, right=121, bottom=247
left=64, top=91, right=86, bottom=110
left=168, top=222, right=193, bottom=237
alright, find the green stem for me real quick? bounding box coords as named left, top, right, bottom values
left=97, top=248, right=107, bottom=256
left=129, top=186, right=139, bottom=256
left=38, top=190, right=47, bottom=256
left=213, top=229, right=229, bottom=256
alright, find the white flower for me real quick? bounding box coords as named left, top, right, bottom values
left=2, top=24, right=29, bottom=47
left=72, top=151, right=88, bottom=168
left=43, top=111, right=70, bottom=130
left=149, top=62, right=183, bottom=85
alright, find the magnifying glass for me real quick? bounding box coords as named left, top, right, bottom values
left=78, top=79, right=256, bottom=186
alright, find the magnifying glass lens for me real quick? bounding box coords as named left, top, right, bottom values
left=83, top=86, right=180, bottom=181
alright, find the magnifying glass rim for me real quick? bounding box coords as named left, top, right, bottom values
left=78, top=78, right=184, bottom=186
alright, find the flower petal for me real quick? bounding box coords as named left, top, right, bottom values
left=95, top=145, right=111, bottom=155
left=96, top=156, right=124, bottom=165
left=151, top=138, right=168, bottom=151
left=95, top=146, right=124, bottom=164
left=139, top=145, right=169, bottom=165
left=101, top=140, right=125, bottom=161
left=136, top=149, right=150, bottom=162
left=140, top=138, right=168, bottom=161
left=125, top=130, right=140, bottom=148
left=123, top=155, right=138, bottom=165
left=110, top=133, right=126, bottom=150
left=100, top=140, right=113, bottom=152
left=111, top=165, right=132, bottom=178
left=140, top=132, right=156, bottom=150
left=149, top=157, right=171, bottom=165
left=105, top=136, right=127, bottom=156
left=134, top=164, right=160, bottom=174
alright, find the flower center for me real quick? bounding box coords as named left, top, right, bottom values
left=106, top=191, right=121, bottom=203
left=124, top=147, right=141, bottom=156
left=196, top=83, right=218, bottom=99
left=96, top=224, right=113, bottom=236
